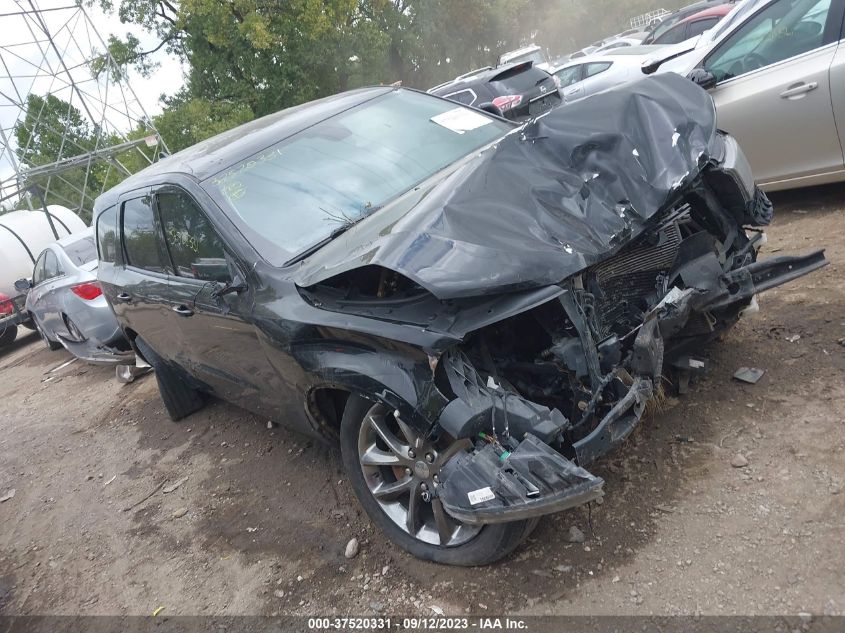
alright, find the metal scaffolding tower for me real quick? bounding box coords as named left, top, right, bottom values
left=0, top=0, right=169, bottom=222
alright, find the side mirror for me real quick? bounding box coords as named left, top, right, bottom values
left=14, top=278, right=31, bottom=293
left=687, top=68, right=717, bottom=90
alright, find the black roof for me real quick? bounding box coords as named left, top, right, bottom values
left=94, top=86, right=394, bottom=213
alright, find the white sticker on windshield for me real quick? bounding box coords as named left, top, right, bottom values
left=467, top=487, right=496, bottom=505
left=431, top=107, right=492, bottom=134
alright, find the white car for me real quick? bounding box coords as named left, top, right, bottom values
left=593, top=36, right=649, bottom=54
left=552, top=53, right=656, bottom=103
left=647, top=0, right=845, bottom=191
left=496, top=45, right=552, bottom=72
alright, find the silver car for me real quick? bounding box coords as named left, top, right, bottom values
left=19, top=228, right=132, bottom=364
left=552, top=53, right=656, bottom=103
left=649, top=0, right=845, bottom=191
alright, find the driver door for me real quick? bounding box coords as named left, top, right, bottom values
left=703, top=0, right=845, bottom=187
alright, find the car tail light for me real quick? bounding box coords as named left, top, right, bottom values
left=0, top=292, right=12, bottom=315
left=492, top=94, right=523, bottom=112
left=70, top=282, right=103, bottom=301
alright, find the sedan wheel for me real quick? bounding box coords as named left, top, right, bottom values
left=34, top=317, right=61, bottom=351
left=340, top=394, right=535, bottom=566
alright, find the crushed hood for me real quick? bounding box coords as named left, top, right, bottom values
left=294, top=73, right=717, bottom=300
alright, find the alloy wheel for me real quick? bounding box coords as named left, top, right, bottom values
left=357, top=403, right=480, bottom=547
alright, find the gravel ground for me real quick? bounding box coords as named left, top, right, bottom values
left=0, top=184, right=843, bottom=617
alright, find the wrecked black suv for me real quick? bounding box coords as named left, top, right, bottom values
left=94, top=75, right=826, bottom=566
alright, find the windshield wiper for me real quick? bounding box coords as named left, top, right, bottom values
left=285, top=205, right=385, bottom=267
left=285, top=223, right=355, bottom=266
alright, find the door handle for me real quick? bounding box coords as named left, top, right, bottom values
left=172, top=305, right=194, bottom=317
left=115, top=292, right=132, bottom=302
left=779, top=82, right=818, bottom=99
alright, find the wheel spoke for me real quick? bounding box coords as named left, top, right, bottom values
left=394, top=415, right=421, bottom=449
left=373, top=476, right=413, bottom=501
left=360, top=444, right=402, bottom=467
left=367, top=413, right=409, bottom=460
left=405, top=479, right=421, bottom=535
left=431, top=498, right=454, bottom=546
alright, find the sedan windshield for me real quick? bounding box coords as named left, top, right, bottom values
left=203, top=89, right=512, bottom=262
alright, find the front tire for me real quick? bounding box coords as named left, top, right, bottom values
left=340, top=394, right=534, bottom=566
left=33, top=316, right=61, bottom=351
left=134, top=337, right=205, bottom=421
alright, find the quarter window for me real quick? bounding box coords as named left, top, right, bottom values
left=705, top=0, right=834, bottom=82
left=157, top=190, right=231, bottom=283
left=96, top=206, right=118, bottom=263
left=122, top=196, right=169, bottom=273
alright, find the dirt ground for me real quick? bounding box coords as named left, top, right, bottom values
left=1, top=184, right=844, bottom=618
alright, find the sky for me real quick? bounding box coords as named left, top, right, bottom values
left=0, top=0, right=185, bottom=206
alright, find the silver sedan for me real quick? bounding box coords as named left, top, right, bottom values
left=19, top=228, right=132, bottom=364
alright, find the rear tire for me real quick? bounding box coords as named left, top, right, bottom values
left=0, top=326, right=17, bottom=347
left=340, top=394, right=533, bottom=566
left=134, top=337, right=205, bottom=421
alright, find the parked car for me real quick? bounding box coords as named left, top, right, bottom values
left=94, top=77, right=825, bottom=565
left=593, top=35, right=648, bottom=53
left=651, top=3, right=735, bottom=45
left=647, top=0, right=845, bottom=191
left=496, top=44, right=552, bottom=71
left=429, top=62, right=561, bottom=121
left=552, top=53, right=654, bottom=103
left=18, top=228, right=132, bottom=364
left=642, top=0, right=737, bottom=43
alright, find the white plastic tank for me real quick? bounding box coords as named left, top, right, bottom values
left=0, top=205, right=88, bottom=296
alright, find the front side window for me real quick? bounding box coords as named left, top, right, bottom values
left=157, top=190, right=231, bottom=283
left=97, top=206, right=118, bottom=263
left=43, top=250, right=61, bottom=280
left=204, top=89, right=511, bottom=263
left=32, top=252, right=47, bottom=285
left=705, top=0, right=833, bottom=82
left=122, top=196, right=169, bottom=274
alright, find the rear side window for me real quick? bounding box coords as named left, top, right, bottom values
left=443, top=89, right=476, bottom=105
left=62, top=234, right=97, bottom=266
left=157, top=190, right=231, bottom=283
left=653, top=22, right=689, bottom=45
left=687, top=17, right=719, bottom=38
left=584, top=62, right=613, bottom=78
left=97, top=206, right=118, bottom=263
left=122, top=196, right=169, bottom=274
